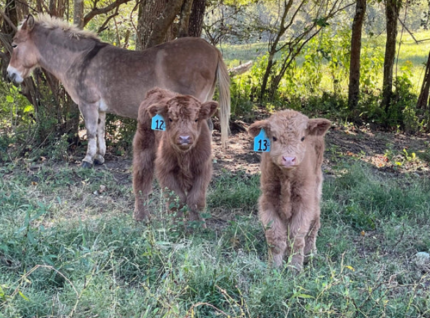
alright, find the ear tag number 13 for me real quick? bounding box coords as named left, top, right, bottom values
left=151, top=114, right=166, bottom=131
left=254, top=129, right=270, bottom=152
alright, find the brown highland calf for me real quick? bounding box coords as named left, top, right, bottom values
left=133, top=88, right=218, bottom=222
left=249, top=110, right=331, bottom=271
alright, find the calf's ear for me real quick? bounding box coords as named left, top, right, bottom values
left=146, top=87, right=169, bottom=99
left=248, top=120, right=269, bottom=137
left=307, top=118, right=331, bottom=136
left=147, top=103, right=168, bottom=118
left=200, top=101, right=218, bottom=119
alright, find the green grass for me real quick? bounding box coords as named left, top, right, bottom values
left=1, top=160, right=429, bottom=317
left=221, top=30, right=430, bottom=95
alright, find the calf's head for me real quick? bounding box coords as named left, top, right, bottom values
left=148, top=95, right=218, bottom=152
left=249, top=110, right=331, bottom=170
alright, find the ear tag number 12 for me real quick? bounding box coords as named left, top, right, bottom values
left=151, top=114, right=166, bottom=131
left=254, top=129, right=270, bottom=152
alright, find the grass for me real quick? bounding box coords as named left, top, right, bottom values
left=1, top=159, right=429, bottom=317
left=220, top=29, right=430, bottom=95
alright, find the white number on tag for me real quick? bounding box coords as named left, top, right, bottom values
left=151, top=114, right=166, bottom=131
left=254, top=129, right=270, bottom=152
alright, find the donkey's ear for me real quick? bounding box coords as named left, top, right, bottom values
left=307, top=118, right=331, bottom=136
left=147, top=103, right=168, bottom=118
left=200, top=101, right=218, bottom=119
left=248, top=120, right=270, bottom=137
left=22, top=15, right=35, bottom=32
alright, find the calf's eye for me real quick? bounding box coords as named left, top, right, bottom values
left=301, top=137, right=305, bottom=142
left=169, top=118, right=173, bottom=122
left=195, top=119, right=198, bottom=122
left=272, top=136, right=277, bottom=141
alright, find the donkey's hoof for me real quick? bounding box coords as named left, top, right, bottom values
left=81, top=161, right=93, bottom=168
left=94, top=158, right=104, bottom=165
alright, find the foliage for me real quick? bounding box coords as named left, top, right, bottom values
left=228, top=25, right=428, bottom=132
left=105, top=115, right=137, bottom=156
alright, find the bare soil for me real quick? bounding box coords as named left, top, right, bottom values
left=62, top=119, right=430, bottom=182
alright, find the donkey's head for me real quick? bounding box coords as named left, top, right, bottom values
left=148, top=92, right=218, bottom=152
left=249, top=110, right=331, bottom=170
left=7, top=15, right=40, bottom=83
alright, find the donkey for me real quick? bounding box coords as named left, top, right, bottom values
left=7, top=14, right=230, bottom=167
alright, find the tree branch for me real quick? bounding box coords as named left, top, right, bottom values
left=397, top=16, right=418, bottom=44
left=97, top=8, right=119, bottom=33
left=0, top=9, right=18, bottom=32
left=83, top=0, right=133, bottom=27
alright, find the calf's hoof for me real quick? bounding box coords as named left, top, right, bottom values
left=133, top=209, right=150, bottom=222
left=304, top=251, right=317, bottom=265
left=288, top=261, right=303, bottom=273
left=81, top=161, right=93, bottom=168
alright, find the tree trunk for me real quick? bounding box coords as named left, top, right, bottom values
left=417, top=51, right=430, bottom=110
left=188, top=0, right=206, bottom=37
left=382, top=0, right=401, bottom=112
left=136, top=0, right=169, bottom=50
left=178, top=0, right=194, bottom=38
left=74, top=0, right=84, bottom=28
left=348, top=0, right=367, bottom=111
left=146, top=0, right=185, bottom=48
left=0, top=0, right=18, bottom=78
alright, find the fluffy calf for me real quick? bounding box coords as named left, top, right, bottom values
left=133, top=88, right=218, bottom=222
left=249, top=110, right=331, bottom=271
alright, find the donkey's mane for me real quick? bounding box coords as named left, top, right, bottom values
left=22, top=14, right=100, bottom=41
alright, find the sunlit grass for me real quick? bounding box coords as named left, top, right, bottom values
left=221, top=29, right=430, bottom=95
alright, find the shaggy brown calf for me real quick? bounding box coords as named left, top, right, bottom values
left=133, top=88, right=218, bottom=222
left=249, top=110, right=331, bottom=271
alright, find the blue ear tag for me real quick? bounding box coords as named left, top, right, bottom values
left=151, top=114, right=166, bottom=131
left=254, top=129, right=270, bottom=152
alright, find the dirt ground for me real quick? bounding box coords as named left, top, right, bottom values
left=86, top=117, right=430, bottom=185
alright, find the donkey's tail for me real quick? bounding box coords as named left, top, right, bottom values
left=216, top=52, right=231, bottom=149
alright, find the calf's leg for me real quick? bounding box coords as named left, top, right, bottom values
left=187, top=171, right=210, bottom=224
left=260, top=197, right=287, bottom=268
left=287, top=207, right=314, bottom=272
left=157, top=171, right=187, bottom=218
left=304, top=218, right=320, bottom=264
left=133, top=129, right=156, bottom=221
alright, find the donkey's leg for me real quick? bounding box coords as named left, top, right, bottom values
left=80, top=103, right=99, bottom=168
left=94, top=111, right=106, bottom=165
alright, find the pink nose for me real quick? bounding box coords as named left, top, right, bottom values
left=179, top=135, right=191, bottom=144
left=282, top=156, right=296, bottom=167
